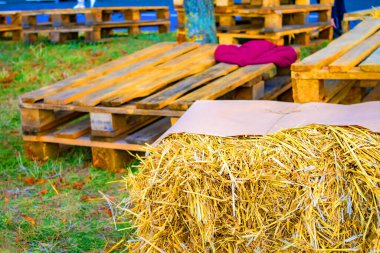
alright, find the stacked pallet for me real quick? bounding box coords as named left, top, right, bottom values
left=3, top=7, right=170, bottom=43
left=0, top=11, right=22, bottom=41
left=89, top=7, right=170, bottom=41
left=18, top=42, right=293, bottom=170
left=175, top=0, right=334, bottom=46
left=21, top=9, right=95, bottom=43
left=291, top=19, right=380, bottom=103
left=342, top=7, right=379, bottom=33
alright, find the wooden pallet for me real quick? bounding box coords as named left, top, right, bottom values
left=19, top=42, right=292, bottom=170
left=217, top=22, right=332, bottom=45
left=174, top=0, right=334, bottom=8
left=0, top=11, right=22, bottom=41
left=291, top=19, right=380, bottom=103
left=4, top=7, right=169, bottom=43
left=342, top=7, right=379, bottom=33
left=91, top=6, right=170, bottom=40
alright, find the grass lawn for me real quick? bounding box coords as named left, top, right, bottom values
left=0, top=33, right=176, bottom=252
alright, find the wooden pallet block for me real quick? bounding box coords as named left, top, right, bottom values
left=291, top=20, right=380, bottom=103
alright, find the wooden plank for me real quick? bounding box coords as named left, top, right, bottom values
left=360, top=47, right=380, bottom=72
left=23, top=133, right=146, bottom=152
left=136, top=63, right=238, bottom=110
left=169, top=63, right=276, bottom=110
left=44, top=43, right=200, bottom=105
left=125, top=118, right=171, bottom=145
left=363, top=84, right=380, bottom=102
left=329, top=32, right=380, bottom=72
left=76, top=45, right=216, bottom=107
left=19, top=100, right=185, bottom=117
left=104, top=56, right=216, bottom=107
left=328, top=81, right=356, bottom=104
left=96, top=20, right=170, bottom=28
left=54, top=116, right=91, bottom=139
left=20, top=42, right=177, bottom=103
left=235, top=4, right=331, bottom=15
left=261, top=22, right=331, bottom=34
left=261, top=75, right=292, bottom=100
left=292, top=67, right=380, bottom=80
left=323, top=80, right=355, bottom=102
left=291, top=19, right=380, bottom=72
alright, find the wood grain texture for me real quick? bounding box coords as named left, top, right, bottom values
left=125, top=118, right=171, bottom=145
left=169, top=63, right=276, bottom=110
left=292, top=19, right=380, bottom=72
left=360, top=47, right=380, bottom=72
left=43, top=43, right=199, bottom=105
left=329, top=32, right=380, bottom=72
left=136, top=63, right=238, bottom=110
left=20, top=42, right=177, bottom=103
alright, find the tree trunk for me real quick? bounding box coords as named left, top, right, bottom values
left=183, top=0, right=218, bottom=44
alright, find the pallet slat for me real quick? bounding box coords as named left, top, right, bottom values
left=360, top=47, right=380, bottom=72
left=329, top=32, right=380, bottom=73
left=20, top=42, right=177, bottom=103
left=75, top=45, right=215, bottom=107
left=43, top=43, right=200, bottom=105
left=136, top=63, right=239, bottom=109
left=169, top=63, right=276, bottom=110
left=54, top=116, right=91, bottom=139
left=125, top=118, right=171, bottom=145
left=292, top=19, right=380, bottom=71
left=363, top=84, right=380, bottom=102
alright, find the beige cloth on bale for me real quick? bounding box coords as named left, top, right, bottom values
left=158, top=101, right=380, bottom=143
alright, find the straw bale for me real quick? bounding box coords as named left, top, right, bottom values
left=120, top=125, right=380, bottom=252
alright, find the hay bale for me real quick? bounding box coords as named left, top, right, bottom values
left=121, top=125, right=380, bottom=252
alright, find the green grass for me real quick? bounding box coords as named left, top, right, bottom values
left=0, top=32, right=176, bottom=252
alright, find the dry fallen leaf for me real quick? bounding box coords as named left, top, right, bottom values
left=21, top=215, right=36, bottom=225
left=39, top=189, right=48, bottom=195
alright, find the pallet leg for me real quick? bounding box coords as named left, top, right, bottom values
left=264, top=13, right=282, bottom=30
left=319, top=26, right=333, bottom=40
left=157, top=9, right=169, bottom=20
left=125, top=10, right=140, bottom=21
left=24, top=141, right=59, bottom=161
left=0, top=31, right=4, bottom=40
left=50, top=32, right=60, bottom=43
left=234, top=80, right=265, bottom=100
left=92, top=147, right=133, bottom=171
left=101, top=28, right=113, bottom=38
left=12, top=31, right=22, bottom=41
left=292, top=79, right=324, bottom=103
left=342, top=21, right=350, bottom=33
left=23, top=33, right=38, bottom=43
left=219, top=15, right=235, bottom=29
left=158, top=24, right=170, bottom=33
left=294, top=32, right=310, bottom=45
left=129, top=26, right=141, bottom=36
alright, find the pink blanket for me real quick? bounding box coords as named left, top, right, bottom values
left=214, top=40, right=297, bottom=68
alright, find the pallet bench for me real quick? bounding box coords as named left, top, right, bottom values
left=19, top=42, right=293, bottom=170
left=342, top=7, right=379, bottom=33
left=291, top=19, right=380, bottom=103
left=0, top=11, right=22, bottom=41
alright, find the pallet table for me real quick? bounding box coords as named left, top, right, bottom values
left=0, top=11, right=22, bottom=41
left=18, top=42, right=291, bottom=170
left=342, top=7, right=379, bottom=33
left=291, top=19, right=380, bottom=103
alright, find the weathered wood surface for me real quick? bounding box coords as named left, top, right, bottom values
left=292, top=19, right=380, bottom=72
left=136, top=63, right=238, bottom=109
left=169, top=63, right=276, bottom=110
left=54, top=116, right=91, bottom=139
left=21, top=42, right=177, bottom=103
left=125, top=118, right=171, bottom=145
left=360, top=47, right=380, bottom=73
left=363, top=84, right=380, bottom=102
